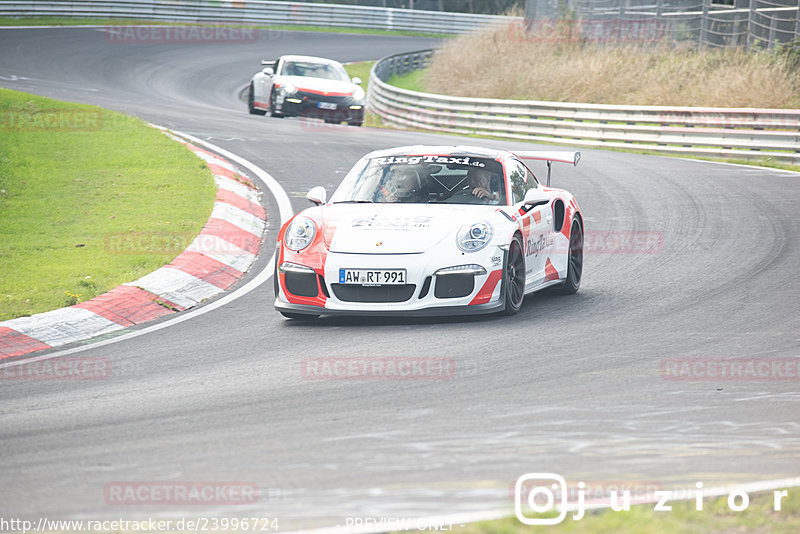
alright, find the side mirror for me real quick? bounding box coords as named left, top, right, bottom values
left=352, top=77, right=362, bottom=85
left=262, top=67, right=274, bottom=76
left=306, top=186, right=327, bottom=206
left=523, top=187, right=549, bottom=208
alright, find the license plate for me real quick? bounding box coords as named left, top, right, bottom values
left=339, top=269, right=406, bottom=285
left=318, top=101, right=337, bottom=110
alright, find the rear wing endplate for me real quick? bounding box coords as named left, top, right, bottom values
left=515, top=151, right=580, bottom=186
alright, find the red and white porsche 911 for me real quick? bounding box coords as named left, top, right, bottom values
left=247, top=55, right=365, bottom=126
left=274, top=145, right=583, bottom=319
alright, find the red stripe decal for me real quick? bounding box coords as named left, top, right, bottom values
left=544, top=258, right=559, bottom=281
left=532, top=210, right=541, bottom=224
left=297, top=87, right=352, bottom=97
left=470, top=269, right=503, bottom=305
left=0, top=327, right=52, bottom=359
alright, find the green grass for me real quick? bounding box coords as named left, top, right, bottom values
left=0, top=17, right=451, bottom=38
left=387, top=69, right=427, bottom=92
left=0, top=88, right=215, bottom=321
left=344, top=61, right=375, bottom=95
left=428, top=488, right=800, bottom=534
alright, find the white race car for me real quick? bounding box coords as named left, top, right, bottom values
left=274, top=145, right=583, bottom=318
left=247, top=55, right=365, bottom=126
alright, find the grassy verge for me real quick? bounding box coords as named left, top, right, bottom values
left=0, top=17, right=450, bottom=38
left=424, top=488, right=800, bottom=534
left=0, top=88, right=216, bottom=321
left=388, top=69, right=426, bottom=92
left=344, top=61, right=374, bottom=95
left=424, top=22, right=800, bottom=108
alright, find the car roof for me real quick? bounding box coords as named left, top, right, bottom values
left=365, top=145, right=508, bottom=160
left=279, top=55, right=343, bottom=66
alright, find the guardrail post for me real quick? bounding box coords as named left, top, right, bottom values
left=796, top=5, right=800, bottom=41
left=747, top=0, right=758, bottom=48
left=700, top=0, right=710, bottom=48
left=768, top=12, right=777, bottom=50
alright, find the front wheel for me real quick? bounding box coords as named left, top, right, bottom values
left=248, top=84, right=266, bottom=115
left=269, top=91, right=284, bottom=118
left=556, top=220, right=583, bottom=294
left=347, top=121, right=363, bottom=127
left=502, top=235, right=526, bottom=315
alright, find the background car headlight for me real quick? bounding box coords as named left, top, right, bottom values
left=352, top=86, right=366, bottom=101
left=456, top=221, right=493, bottom=253
left=285, top=216, right=316, bottom=251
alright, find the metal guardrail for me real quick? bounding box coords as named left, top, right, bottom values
left=368, top=50, right=800, bottom=164
left=0, top=0, right=512, bottom=34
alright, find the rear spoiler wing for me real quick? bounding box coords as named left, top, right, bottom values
left=261, top=59, right=277, bottom=69
left=515, top=151, right=580, bottom=186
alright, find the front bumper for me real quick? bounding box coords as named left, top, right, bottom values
left=275, top=248, right=506, bottom=317
left=274, top=298, right=505, bottom=317
left=276, top=92, right=364, bottom=122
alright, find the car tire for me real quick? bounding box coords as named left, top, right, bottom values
left=556, top=219, right=583, bottom=294
left=348, top=121, right=363, bottom=127
left=269, top=91, right=284, bottom=118
left=248, top=83, right=266, bottom=115
left=502, top=235, right=526, bottom=315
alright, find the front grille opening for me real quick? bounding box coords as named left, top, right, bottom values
left=434, top=274, right=475, bottom=299
left=418, top=276, right=433, bottom=299
left=331, top=284, right=416, bottom=303
left=318, top=274, right=330, bottom=298
left=285, top=272, right=319, bottom=298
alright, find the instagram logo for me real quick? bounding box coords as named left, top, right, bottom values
left=514, top=473, right=568, bottom=525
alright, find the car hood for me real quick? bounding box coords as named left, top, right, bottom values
left=320, top=204, right=495, bottom=254
left=278, top=75, right=354, bottom=97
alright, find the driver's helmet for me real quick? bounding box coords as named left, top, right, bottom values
left=384, top=167, right=425, bottom=202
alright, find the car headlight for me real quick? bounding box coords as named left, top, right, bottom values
left=285, top=216, right=316, bottom=251
left=282, top=82, right=297, bottom=95
left=456, top=221, right=493, bottom=253
left=352, top=86, right=366, bottom=101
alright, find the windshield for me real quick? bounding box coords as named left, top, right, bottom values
left=279, top=60, right=350, bottom=82
left=330, top=155, right=507, bottom=205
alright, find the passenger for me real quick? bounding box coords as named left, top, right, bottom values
left=377, top=167, right=426, bottom=203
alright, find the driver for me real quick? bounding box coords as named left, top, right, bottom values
left=377, top=167, right=427, bottom=203
left=466, top=167, right=499, bottom=202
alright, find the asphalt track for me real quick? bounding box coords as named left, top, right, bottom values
left=1, top=27, right=799, bottom=530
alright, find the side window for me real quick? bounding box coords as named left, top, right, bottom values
left=508, top=159, right=528, bottom=204
left=525, top=164, right=539, bottom=187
